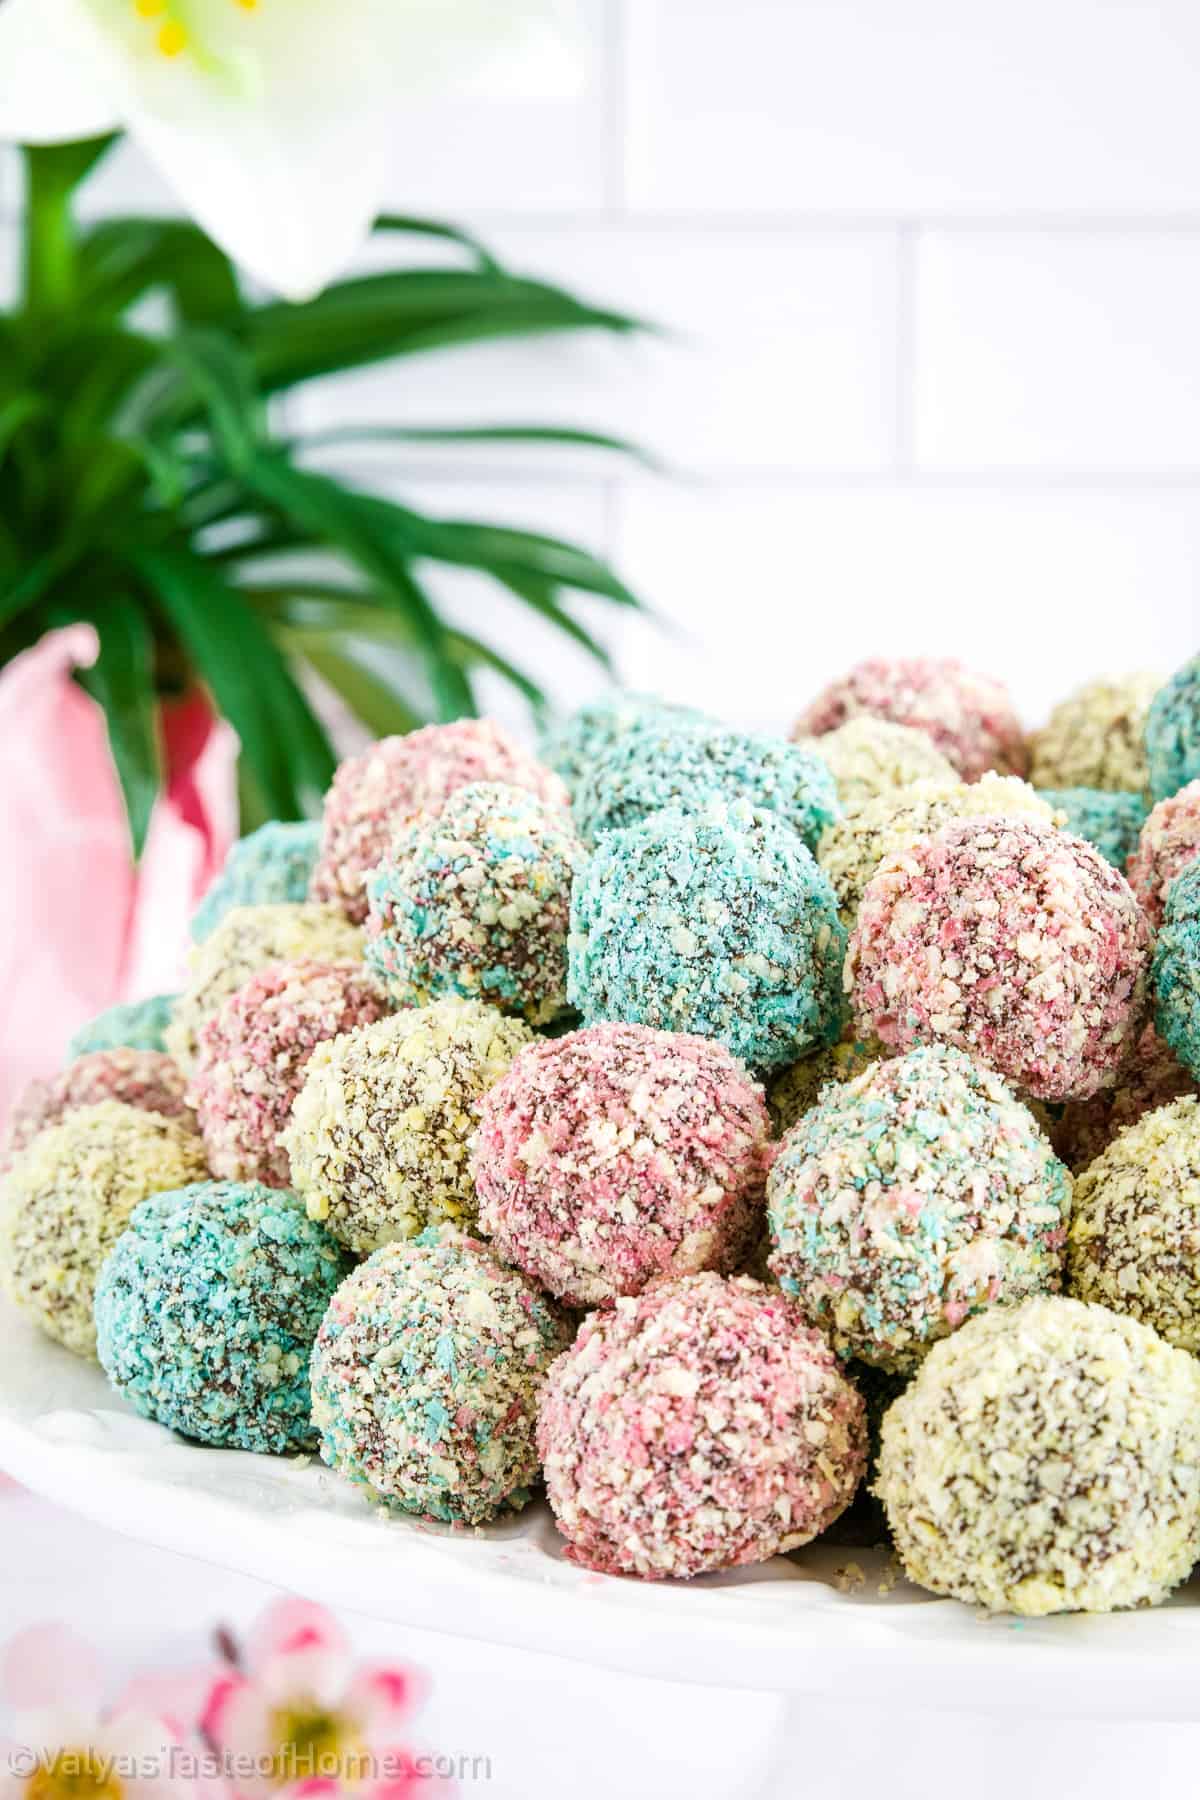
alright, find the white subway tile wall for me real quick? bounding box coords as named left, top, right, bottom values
left=5, top=0, right=1199, bottom=733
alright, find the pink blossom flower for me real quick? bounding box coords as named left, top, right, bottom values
left=0, top=1624, right=225, bottom=1800
left=202, top=1601, right=436, bottom=1799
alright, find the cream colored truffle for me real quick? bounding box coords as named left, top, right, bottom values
left=0, top=1099, right=207, bottom=1357
left=794, top=716, right=956, bottom=807
left=816, top=774, right=1059, bottom=926
left=1067, top=1094, right=1200, bottom=1350
left=285, top=998, right=533, bottom=1252
left=1028, top=672, right=1160, bottom=793
left=876, top=1294, right=1200, bottom=1615
left=166, top=902, right=364, bottom=1070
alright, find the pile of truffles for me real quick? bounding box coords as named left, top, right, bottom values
left=7, top=650, right=1200, bottom=1622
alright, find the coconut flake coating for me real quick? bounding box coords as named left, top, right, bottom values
left=767, top=1037, right=884, bottom=1136
left=0, top=1100, right=207, bottom=1358
left=1146, top=655, right=1200, bottom=802
left=67, top=993, right=176, bottom=1061
left=473, top=1023, right=772, bottom=1306
left=768, top=1045, right=1070, bottom=1371
left=849, top=818, right=1150, bottom=1102
left=1048, top=1025, right=1196, bottom=1171
left=572, top=719, right=839, bottom=850
left=817, top=774, right=1056, bottom=927
left=796, top=657, right=1027, bottom=782
left=1028, top=674, right=1160, bottom=794
left=365, top=783, right=584, bottom=1024
left=311, top=720, right=569, bottom=923
left=1, top=1050, right=193, bottom=1175
left=166, top=902, right=364, bottom=1071
left=538, top=1272, right=867, bottom=1579
left=311, top=1226, right=570, bottom=1525
left=1036, top=787, right=1149, bottom=870
left=1066, top=1095, right=1200, bottom=1351
left=285, top=999, right=533, bottom=1251
left=1154, top=860, right=1200, bottom=1080
left=876, top=1294, right=1200, bottom=1615
left=190, top=821, right=322, bottom=942
left=568, top=798, right=846, bottom=1073
left=1126, top=779, right=1200, bottom=927
left=95, top=1180, right=349, bottom=1453
left=539, top=693, right=711, bottom=799
left=189, top=960, right=392, bottom=1186
left=792, top=716, right=956, bottom=806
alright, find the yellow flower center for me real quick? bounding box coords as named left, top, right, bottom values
left=267, top=1704, right=366, bottom=1787
left=128, top=0, right=260, bottom=59
left=25, top=1751, right=123, bottom=1800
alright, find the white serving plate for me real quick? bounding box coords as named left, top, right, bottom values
left=4, top=1292, right=1200, bottom=1721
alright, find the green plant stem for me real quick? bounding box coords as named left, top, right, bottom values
left=21, top=137, right=116, bottom=316
left=23, top=156, right=78, bottom=315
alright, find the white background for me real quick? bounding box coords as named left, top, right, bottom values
left=3, top=5, right=1200, bottom=1794
left=2, top=0, right=1198, bottom=733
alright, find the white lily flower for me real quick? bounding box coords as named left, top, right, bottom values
left=0, top=0, right=569, bottom=300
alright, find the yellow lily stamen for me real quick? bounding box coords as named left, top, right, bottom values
left=25, top=1749, right=124, bottom=1800
left=157, top=18, right=188, bottom=54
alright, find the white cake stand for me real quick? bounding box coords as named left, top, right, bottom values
left=3, top=1291, right=1199, bottom=1761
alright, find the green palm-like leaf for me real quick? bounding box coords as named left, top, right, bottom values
left=374, top=214, right=505, bottom=271
left=291, top=634, right=424, bottom=739
left=131, top=545, right=335, bottom=817
left=240, top=455, right=475, bottom=719
left=76, top=595, right=161, bottom=857
left=3, top=149, right=651, bottom=850
left=298, top=421, right=663, bottom=471
left=244, top=270, right=642, bottom=391
left=78, top=218, right=242, bottom=324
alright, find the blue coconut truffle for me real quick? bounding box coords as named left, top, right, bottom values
left=1154, top=860, right=1200, bottom=1081
left=568, top=797, right=846, bottom=1071
left=767, top=1044, right=1071, bottom=1372
left=538, top=692, right=711, bottom=799
left=1146, top=657, right=1200, bottom=801
left=572, top=718, right=839, bottom=849
left=1037, top=788, right=1149, bottom=869
left=94, top=1180, right=349, bottom=1453
left=191, top=821, right=322, bottom=942
left=364, top=782, right=583, bottom=1023
left=311, top=1226, right=570, bottom=1524
left=68, top=993, right=176, bottom=1061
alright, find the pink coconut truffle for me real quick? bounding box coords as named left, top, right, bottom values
left=473, top=1023, right=772, bottom=1306
left=1, top=1050, right=193, bottom=1173
left=1126, top=779, right=1200, bottom=928
left=189, top=959, right=391, bottom=1185
left=537, top=1272, right=867, bottom=1580
left=310, top=720, right=570, bottom=923
left=848, top=818, right=1150, bottom=1102
left=795, top=656, right=1027, bottom=782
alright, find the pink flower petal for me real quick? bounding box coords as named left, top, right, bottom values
left=243, top=1601, right=349, bottom=1677
left=201, top=1672, right=252, bottom=1749
left=347, top=1663, right=428, bottom=1743
left=367, top=1758, right=455, bottom=1800
left=115, top=1666, right=225, bottom=1744
left=1, top=1625, right=103, bottom=1715
left=255, top=1646, right=350, bottom=1711
left=202, top=1675, right=275, bottom=1761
